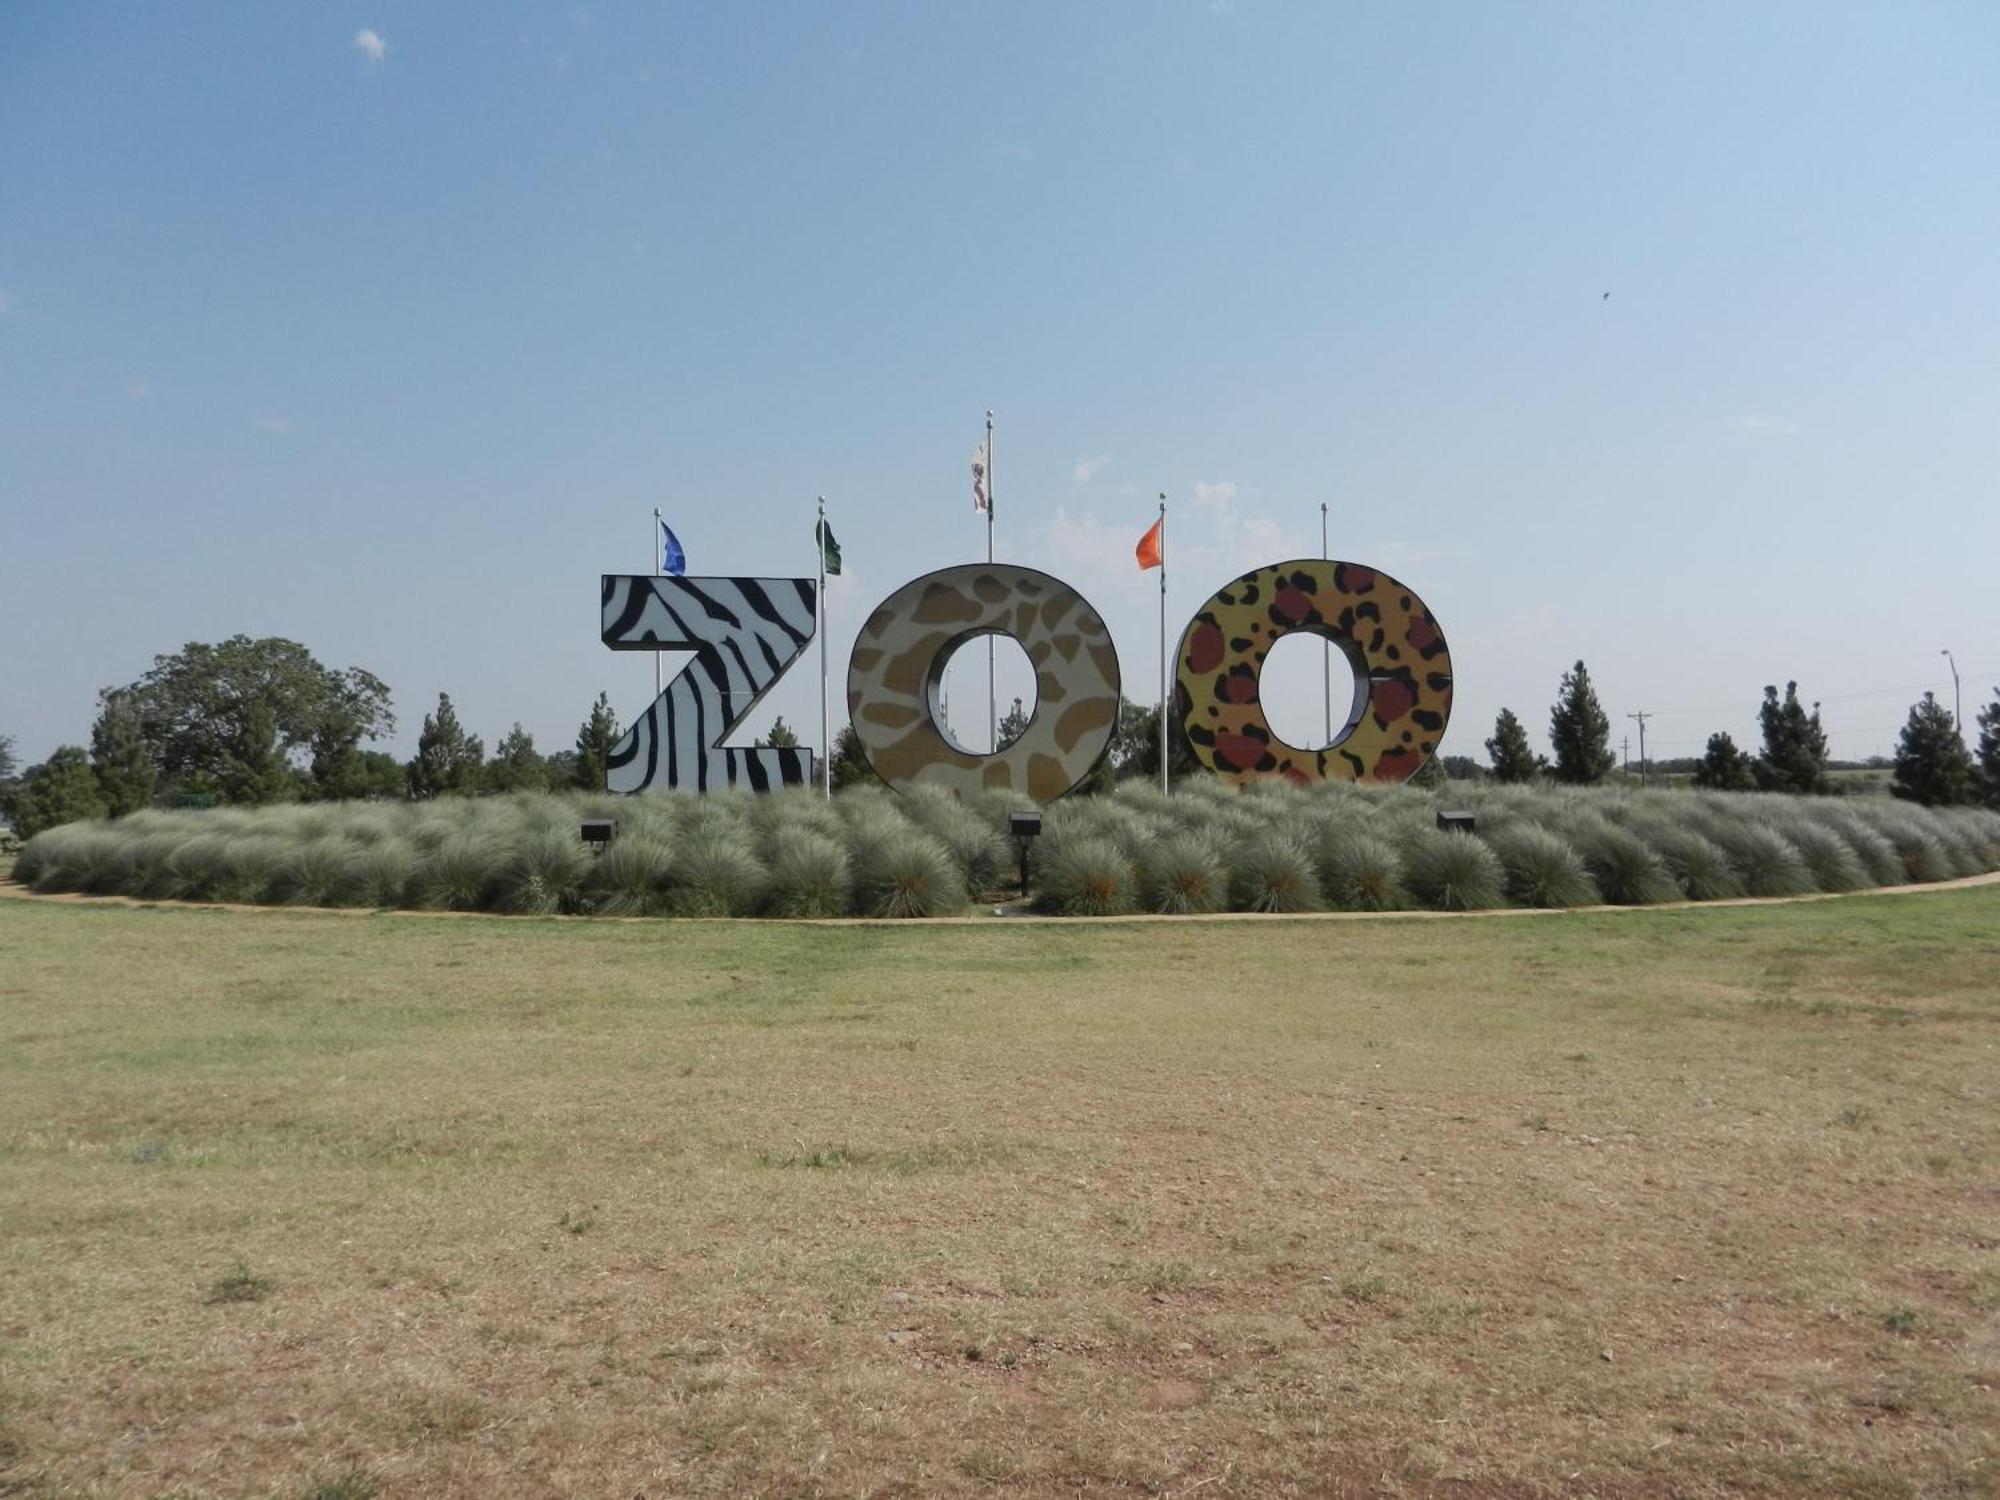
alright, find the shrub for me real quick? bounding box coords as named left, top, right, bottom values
left=1402, top=828, right=1505, bottom=911
left=1483, top=825, right=1598, bottom=908
left=1315, top=827, right=1410, bottom=912
left=1227, top=831, right=1323, bottom=914
left=764, top=828, right=852, bottom=917
left=1135, top=832, right=1229, bottom=915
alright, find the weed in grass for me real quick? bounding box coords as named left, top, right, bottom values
left=1834, top=1106, right=1877, bottom=1130
left=302, top=1470, right=380, bottom=1500
left=205, top=1260, right=273, bottom=1304
left=1882, top=1306, right=1918, bottom=1335
left=1341, top=1271, right=1389, bottom=1302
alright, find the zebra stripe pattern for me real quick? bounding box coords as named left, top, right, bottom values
left=600, top=575, right=818, bottom=794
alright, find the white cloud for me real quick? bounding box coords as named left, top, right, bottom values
left=1072, top=454, right=1111, bottom=484
left=353, top=29, right=387, bottom=64
left=1734, top=414, right=1797, bottom=435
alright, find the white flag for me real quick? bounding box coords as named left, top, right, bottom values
left=971, top=436, right=990, bottom=514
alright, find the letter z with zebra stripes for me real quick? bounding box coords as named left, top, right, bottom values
left=600, top=575, right=817, bottom=793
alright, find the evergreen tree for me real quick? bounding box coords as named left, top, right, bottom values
left=573, top=692, right=620, bottom=792
left=218, top=699, right=297, bottom=804
left=758, top=716, right=800, bottom=749
left=9, top=747, right=110, bottom=837
left=485, top=723, right=548, bottom=794
left=1979, top=690, right=2000, bottom=811
left=1485, top=708, right=1542, bottom=783
left=0, top=732, right=17, bottom=784
left=996, top=696, right=1030, bottom=748
left=1409, top=754, right=1448, bottom=788
left=1692, top=731, right=1756, bottom=791
left=406, top=693, right=485, bottom=799
left=89, top=691, right=157, bottom=815
left=1891, top=692, right=1975, bottom=807
left=1109, top=696, right=1199, bottom=782
left=1547, top=661, right=1615, bottom=785
left=1752, top=682, right=1830, bottom=794
left=829, top=724, right=876, bottom=791
left=1440, top=755, right=1489, bottom=781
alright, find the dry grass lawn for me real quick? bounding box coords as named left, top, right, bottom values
left=0, top=888, right=1996, bottom=1498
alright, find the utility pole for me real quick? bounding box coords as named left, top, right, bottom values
left=1941, top=648, right=1961, bottom=736
left=1627, top=711, right=1652, bottom=787
left=1621, top=734, right=1630, bottom=778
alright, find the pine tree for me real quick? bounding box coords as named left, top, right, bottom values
left=485, top=724, right=548, bottom=794
left=1692, top=731, right=1756, bottom=791
left=1891, top=692, right=1975, bottom=807
left=89, top=691, right=157, bottom=815
left=406, top=693, right=485, bottom=799
left=1753, top=682, right=1830, bottom=794
left=0, top=732, right=18, bottom=784
left=573, top=692, right=620, bottom=792
left=1979, top=690, right=2000, bottom=811
left=1547, top=661, right=1615, bottom=785
left=997, top=696, right=1030, bottom=748
left=9, top=747, right=110, bottom=837
left=1485, top=708, right=1542, bottom=783
left=759, top=716, right=800, bottom=749
left=219, top=699, right=297, bottom=804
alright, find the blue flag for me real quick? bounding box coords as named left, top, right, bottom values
left=659, top=519, right=686, bottom=576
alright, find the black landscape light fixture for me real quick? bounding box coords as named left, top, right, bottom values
left=1008, top=809, right=1042, bottom=892
left=1436, top=810, right=1476, bottom=835
left=580, top=818, right=618, bottom=851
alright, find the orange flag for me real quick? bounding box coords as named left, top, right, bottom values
left=1135, top=517, right=1163, bottom=570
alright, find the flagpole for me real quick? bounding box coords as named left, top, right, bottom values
left=985, top=409, right=996, bottom=753
left=1158, top=493, right=1169, bottom=797
left=1320, top=501, right=1330, bottom=748
left=817, top=496, right=831, bottom=800
left=652, top=506, right=664, bottom=703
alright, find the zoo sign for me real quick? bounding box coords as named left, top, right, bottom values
left=600, top=555, right=1451, bottom=801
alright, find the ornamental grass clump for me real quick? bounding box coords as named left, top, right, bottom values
left=272, top=837, right=366, bottom=907
left=1482, top=824, right=1599, bottom=909
left=409, top=831, right=507, bottom=911
left=1561, top=815, right=1678, bottom=905
left=492, top=826, right=590, bottom=915
left=1314, top=826, right=1410, bottom=912
left=1819, top=812, right=1905, bottom=887
left=1033, top=833, right=1139, bottom=916
left=1133, top=831, right=1228, bottom=915
left=1849, top=804, right=1952, bottom=883
left=581, top=834, right=675, bottom=916
left=900, top=785, right=1010, bottom=896
left=1648, top=827, right=1744, bottom=901
left=1227, top=831, right=1323, bottom=914
left=850, top=823, right=964, bottom=919
left=1401, top=826, right=1505, bottom=912
left=1778, top=821, right=1869, bottom=893
left=348, top=840, right=415, bottom=908
left=1702, top=820, right=1815, bottom=897
left=764, top=828, right=852, bottom=917
left=666, top=830, right=769, bottom=917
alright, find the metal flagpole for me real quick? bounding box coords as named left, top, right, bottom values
left=985, top=409, right=996, bottom=753
left=817, top=496, right=831, bottom=800
left=1321, top=502, right=1330, bottom=747
left=1158, top=494, right=1169, bottom=796
left=652, top=506, right=664, bottom=702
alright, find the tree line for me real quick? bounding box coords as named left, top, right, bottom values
left=1480, top=660, right=2000, bottom=810
left=6, top=639, right=1997, bottom=840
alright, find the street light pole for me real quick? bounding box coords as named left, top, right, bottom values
left=1941, top=649, right=1961, bottom=735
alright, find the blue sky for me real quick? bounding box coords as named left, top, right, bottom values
left=3, top=2, right=1996, bottom=769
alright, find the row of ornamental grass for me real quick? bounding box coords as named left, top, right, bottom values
left=13, top=779, right=2000, bottom=919
left=1028, top=779, right=2000, bottom=916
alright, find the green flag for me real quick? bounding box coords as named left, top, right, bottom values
left=816, top=517, right=842, bottom=576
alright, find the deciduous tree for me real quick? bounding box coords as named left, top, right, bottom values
left=9, top=747, right=109, bottom=837
left=485, top=724, right=549, bottom=794
left=1979, top=690, right=2000, bottom=810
